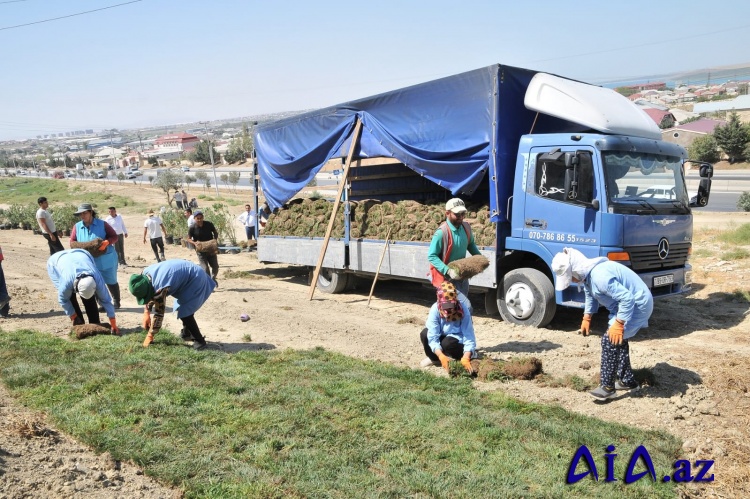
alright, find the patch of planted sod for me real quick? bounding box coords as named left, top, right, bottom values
left=0, top=330, right=680, bottom=498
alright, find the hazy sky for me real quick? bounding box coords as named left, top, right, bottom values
left=2, top=0, right=750, bottom=141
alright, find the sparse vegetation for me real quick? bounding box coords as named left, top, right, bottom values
left=718, top=223, right=750, bottom=244
left=721, top=248, right=750, bottom=260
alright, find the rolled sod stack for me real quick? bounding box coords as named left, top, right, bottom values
left=264, top=198, right=496, bottom=247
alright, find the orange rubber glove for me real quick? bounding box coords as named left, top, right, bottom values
left=461, top=355, right=475, bottom=374
left=109, top=317, right=120, bottom=336
left=70, top=313, right=84, bottom=326
left=98, top=240, right=110, bottom=252
left=435, top=350, right=451, bottom=372
left=579, top=314, right=592, bottom=336
left=607, top=319, right=625, bottom=345
left=142, top=308, right=151, bottom=330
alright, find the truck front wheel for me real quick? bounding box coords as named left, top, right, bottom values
left=497, top=268, right=556, bottom=328
left=311, top=268, right=349, bottom=294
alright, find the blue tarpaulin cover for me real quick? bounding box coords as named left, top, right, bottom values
left=254, top=64, right=584, bottom=222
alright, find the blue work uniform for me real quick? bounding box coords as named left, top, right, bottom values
left=583, top=261, right=654, bottom=339
left=47, top=249, right=115, bottom=319
left=142, top=259, right=216, bottom=318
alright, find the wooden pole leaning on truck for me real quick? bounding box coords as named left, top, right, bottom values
left=308, top=119, right=363, bottom=301
left=367, top=227, right=392, bottom=307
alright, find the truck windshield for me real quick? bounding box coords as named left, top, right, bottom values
left=602, top=152, right=689, bottom=214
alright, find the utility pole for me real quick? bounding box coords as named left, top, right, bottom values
left=201, top=121, right=220, bottom=196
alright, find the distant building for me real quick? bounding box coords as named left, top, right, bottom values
left=661, top=118, right=726, bottom=149
left=693, top=95, right=750, bottom=122
left=154, top=132, right=200, bottom=153
left=641, top=108, right=676, bottom=129
left=621, top=82, right=666, bottom=92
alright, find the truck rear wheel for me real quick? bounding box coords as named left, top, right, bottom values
left=497, top=268, right=556, bottom=327
left=311, top=268, right=349, bottom=294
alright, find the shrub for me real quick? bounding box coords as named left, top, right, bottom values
left=737, top=191, right=750, bottom=212
left=688, top=134, right=720, bottom=164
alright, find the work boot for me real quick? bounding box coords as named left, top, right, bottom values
left=180, top=328, right=193, bottom=341
left=193, top=341, right=207, bottom=351
left=160, top=252, right=166, bottom=261
left=107, top=283, right=121, bottom=310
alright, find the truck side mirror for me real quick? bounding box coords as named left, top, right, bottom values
left=687, top=161, right=713, bottom=207
left=690, top=179, right=712, bottom=207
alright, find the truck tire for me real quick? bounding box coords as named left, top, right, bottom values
left=497, top=268, right=556, bottom=328
left=312, top=268, right=349, bottom=294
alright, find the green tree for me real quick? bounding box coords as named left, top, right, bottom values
left=194, top=171, right=210, bottom=193
left=713, top=111, right=750, bottom=163
left=220, top=173, right=229, bottom=190
left=227, top=171, right=241, bottom=193
left=153, top=169, right=185, bottom=206
left=224, top=123, right=254, bottom=163
left=189, top=140, right=218, bottom=165
left=116, top=172, right=125, bottom=184
left=688, top=134, right=720, bottom=164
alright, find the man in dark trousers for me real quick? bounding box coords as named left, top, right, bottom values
left=36, top=196, right=65, bottom=255
left=187, top=210, right=220, bottom=285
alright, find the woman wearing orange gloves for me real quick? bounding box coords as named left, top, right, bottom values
left=552, top=247, right=653, bottom=400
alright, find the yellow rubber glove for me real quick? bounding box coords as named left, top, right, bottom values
left=98, top=240, right=110, bottom=252
left=607, top=319, right=625, bottom=345
left=142, top=308, right=151, bottom=330
left=109, top=317, right=120, bottom=336
left=435, top=350, right=451, bottom=372
left=579, top=313, right=592, bottom=336
left=461, top=355, right=475, bottom=374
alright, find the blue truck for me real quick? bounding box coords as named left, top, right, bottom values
left=252, top=64, right=713, bottom=327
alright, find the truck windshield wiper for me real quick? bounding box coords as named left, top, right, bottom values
left=635, top=199, right=657, bottom=213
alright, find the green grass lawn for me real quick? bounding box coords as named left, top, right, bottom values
left=0, top=330, right=681, bottom=498
left=0, top=177, right=140, bottom=212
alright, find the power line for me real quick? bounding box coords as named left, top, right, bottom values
left=529, top=23, right=750, bottom=65
left=0, top=0, right=142, bottom=31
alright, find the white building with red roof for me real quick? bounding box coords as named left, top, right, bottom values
left=154, top=132, right=200, bottom=153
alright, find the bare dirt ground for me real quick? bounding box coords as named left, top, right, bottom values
left=1, top=180, right=749, bottom=497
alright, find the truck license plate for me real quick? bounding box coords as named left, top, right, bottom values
left=653, top=274, right=674, bottom=287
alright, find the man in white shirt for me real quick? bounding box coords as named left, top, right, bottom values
left=174, top=190, right=184, bottom=209
left=143, top=209, right=167, bottom=262
left=36, top=196, right=65, bottom=255
left=105, top=206, right=128, bottom=266
left=237, top=204, right=256, bottom=249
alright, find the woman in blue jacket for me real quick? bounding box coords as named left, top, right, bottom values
left=70, top=203, right=121, bottom=308
left=552, top=247, right=653, bottom=400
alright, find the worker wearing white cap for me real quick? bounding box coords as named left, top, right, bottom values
left=551, top=247, right=652, bottom=400
left=47, top=249, right=119, bottom=334
left=427, top=198, right=481, bottom=311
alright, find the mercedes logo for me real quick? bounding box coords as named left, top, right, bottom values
left=657, top=238, right=670, bottom=260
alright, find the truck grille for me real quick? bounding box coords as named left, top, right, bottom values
left=625, top=242, right=691, bottom=271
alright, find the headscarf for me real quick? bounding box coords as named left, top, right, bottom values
left=551, top=247, right=608, bottom=291
left=436, top=281, right=464, bottom=322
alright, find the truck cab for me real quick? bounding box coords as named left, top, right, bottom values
left=497, top=133, right=695, bottom=326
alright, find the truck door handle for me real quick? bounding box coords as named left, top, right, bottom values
left=525, top=219, right=547, bottom=229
